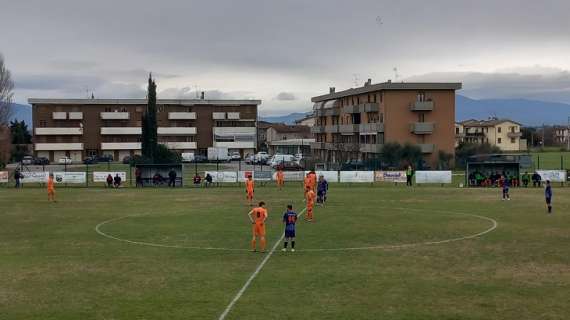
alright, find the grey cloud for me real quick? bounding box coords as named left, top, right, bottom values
left=14, top=74, right=106, bottom=91
left=406, top=68, right=570, bottom=103
left=158, top=87, right=256, bottom=100
left=274, top=92, right=297, bottom=101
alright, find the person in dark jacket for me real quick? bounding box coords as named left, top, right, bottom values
left=14, top=169, right=22, bottom=188
left=317, top=175, right=329, bottom=206
left=532, top=172, right=542, bottom=187
left=545, top=180, right=553, bottom=214
left=205, top=173, right=213, bottom=187
left=106, top=174, right=113, bottom=188
left=113, top=174, right=122, bottom=188
left=168, top=169, right=177, bottom=188
left=135, top=167, right=143, bottom=187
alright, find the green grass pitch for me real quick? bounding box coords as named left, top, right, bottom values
left=1, top=184, right=569, bottom=319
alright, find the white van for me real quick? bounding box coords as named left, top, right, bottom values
left=181, top=152, right=195, bottom=163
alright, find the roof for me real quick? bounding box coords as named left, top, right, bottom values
left=28, top=98, right=261, bottom=106
left=311, top=82, right=462, bottom=102
left=268, top=124, right=311, bottom=134
left=459, top=118, right=522, bottom=127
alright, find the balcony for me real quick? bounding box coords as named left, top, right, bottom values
left=101, top=127, right=141, bottom=135
left=337, top=143, right=360, bottom=152
left=100, top=112, right=129, bottom=120
left=339, top=124, right=360, bottom=134
left=418, top=144, right=435, bottom=154
left=168, top=112, right=196, bottom=120
left=101, top=142, right=141, bottom=150
left=359, top=123, right=384, bottom=133
left=410, top=101, right=434, bottom=111
left=361, top=103, right=379, bottom=113
left=35, top=143, right=84, bottom=151
left=52, top=112, right=67, bottom=120
left=507, top=132, right=522, bottom=138
left=325, top=125, right=340, bottom=133
left=35, top=127, right=83, bottom=135
left=311, top=126, right=325, bottom=134
left=68, top=112, right=83, bottom=120
left=163, top=142, right=197, bottom=150
left=214, top=141, right=255, bottom=149
left=410, top=122, right=434, bottom=134
left=158, top=127, right=197, bottom=135
left=310, top=142, right=325, bottom=149
left=360, top=144, right=383, bottom=153
left=342, top=105, right=360, bottom=114
left=213, top=127, right=256, bottom=135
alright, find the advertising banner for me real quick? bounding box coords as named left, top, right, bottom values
left=254, top=171, right=273, bottom=181
left=305, top=171, right=339, bottom=183
left=0, top=171, right=8, bottom=183
left=415, top=171, right=452, bottom=184
left=93, top=172, right=127, bottom=183
left=374, top=171, right=407, bottom=183
left=536, top=170, right=566, bottom=183
left=53, top=172, right=86, bottom=184
left=239, top=171, right=254, bottom=181
left=20, top=171, right=49, bottom=183
left=273, top=171, right=305, bottom=181
left=339, top=171, right=374, bottom=183
left=205, top=171, right=238, bottom=183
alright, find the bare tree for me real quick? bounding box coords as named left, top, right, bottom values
left=0, top=54, right=14, bottom=125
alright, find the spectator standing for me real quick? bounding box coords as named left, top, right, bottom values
left=205, top=173, right=213, bottom=187
left=532, top=172, right=542, bottom=187
left=522, top=172, right=530, bottom=188
left=135, top=167, right=143, bottom=187
left=406, top=165, right=414, bottom=187
left=14, top=169, right=21, bottom=188
left=193, top=174, right=202, bottom=187
left=168, top=169, right=177, bottom=188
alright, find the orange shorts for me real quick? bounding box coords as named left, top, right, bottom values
left=48, top=188, right=55, bottom=195
left=247, top=191, right=254, bottom=199
left=252, top=223, right=265, bottom=237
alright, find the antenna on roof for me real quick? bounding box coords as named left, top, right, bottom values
left=393, top=67, right=399, bottom=82
left=91, top=92, right=95, bottom=99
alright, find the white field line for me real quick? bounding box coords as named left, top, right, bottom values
left=217, top=207, right=307, bottom=320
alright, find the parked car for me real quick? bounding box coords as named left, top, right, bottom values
left=254, top=151, right=269, bottom=164
left=83, top=156, right=98, bottom=164
left=58, top=157, right=73, bottom=165
left=244, top=154, right=254, bottom=164
left=22, top=156, right=34, bottom=165
left=274, top=161, right=304, bottom=171
left=230, top=152, right=241, bottom=161
left=97, top=155, right=113, bottom=162
left=34, top=157, right=50, bottom=165
left=181, top=152, right=195, bottom=163
left=122, top=156, right=132, bottom=164
left=270, top=154, right=298, bottom=168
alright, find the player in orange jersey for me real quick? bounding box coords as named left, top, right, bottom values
left=309, top=171, right=317, bottom=192
left=248, top=201, right=268, bottom=252
left=306, top=188, right=316, bottom=221
left=47, top=173, right=56, bottom=202
left=276, top=169, right=285, bottom=190
left=245, top=175, right=255, bottom=206
left=303, top=173, right=311, bottom=200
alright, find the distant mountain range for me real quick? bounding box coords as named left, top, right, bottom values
left=8, top=96, right=570, bottom=128
left=456, top=95, right=570, bottom=126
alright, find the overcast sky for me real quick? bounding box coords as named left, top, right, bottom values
left=1, top=0, right=569, bottom=115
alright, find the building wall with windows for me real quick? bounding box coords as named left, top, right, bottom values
left=30, top=98, right=261, bottom=162
left=310, top=81, right=461, bottom=168
left=456, top=119, right=526, bottom=151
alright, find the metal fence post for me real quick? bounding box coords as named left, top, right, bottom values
left=86, top=163, right=89, bottom=188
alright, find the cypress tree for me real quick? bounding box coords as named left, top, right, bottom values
left=142, top=74, right=158, bottom=161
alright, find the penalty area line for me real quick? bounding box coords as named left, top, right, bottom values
left=218, top=207, right=306, bottom=320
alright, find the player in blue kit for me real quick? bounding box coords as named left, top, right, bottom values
left=545, top=180, right=553, bottom=214
left=282, top=205, right=298, bottom=252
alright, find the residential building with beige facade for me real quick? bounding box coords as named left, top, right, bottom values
left=455, top=118, right=527, bottom=151
left=29, top=98, right=261, bottom=162
left=310, top=81, right=462, bottom=168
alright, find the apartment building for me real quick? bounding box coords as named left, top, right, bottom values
left=455, top=118, right=526, bottom=151
left=266, top=124, right=313, bottom=155
left=310, top=81, right=462, bottom=168
left=29, top=98, right=261, bottom=162
left=553, top=126, right=570, bottom=146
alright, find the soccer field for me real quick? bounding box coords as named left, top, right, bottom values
left=1, top=185, right=569, bottom=319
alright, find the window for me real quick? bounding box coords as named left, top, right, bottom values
left=39, top=120, right=47, bottom=127
left=511, top=138, right=516, bottom=143
left=379, top=113, right=384, bottom=123
left=417, top=92, right=426, bottom=102
left=456, top=127, right=459, bottom=134
left=418, top=113, right=425, bottom=122
left=498, top=127, right=502, bottom=133
left=498, top=138, right=502, bottom=144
